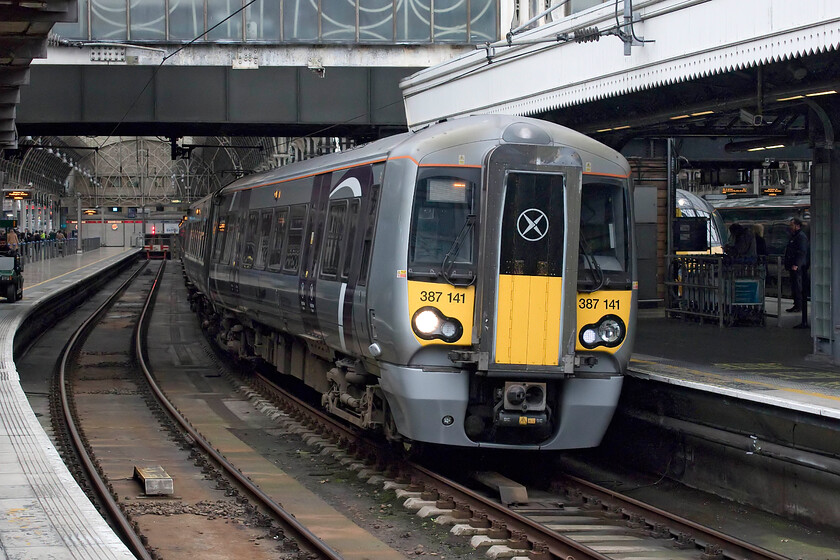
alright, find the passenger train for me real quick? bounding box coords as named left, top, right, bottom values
left=711, top=193, right=810, bottom=256
left=181, top=115, right=636, bottom=450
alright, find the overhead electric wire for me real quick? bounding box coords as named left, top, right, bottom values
left=97, top=0, right=257, bottom=149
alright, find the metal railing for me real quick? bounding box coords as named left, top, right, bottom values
left=666, top=254, right=768, bottom=326
left=16, top=237, right=101, bottom=266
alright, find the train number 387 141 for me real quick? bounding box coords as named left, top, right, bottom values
left=578, top=298, right=620, bottom=310
left=420, top=290, right=466, bottom=304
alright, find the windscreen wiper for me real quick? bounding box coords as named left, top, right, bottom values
left=441, top=214, right=476, bottom=286
left=578, top=233, right=606, bottom=293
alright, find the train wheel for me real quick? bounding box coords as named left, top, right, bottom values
left=383, top=407, right=401, bottom=442
left=401, top=439, right=429, bottom=459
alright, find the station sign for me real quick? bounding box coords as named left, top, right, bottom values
left=761, top=187, right=785, bottom=196
left=83, top=209, right=97, bottom=215
left=4, top=190, right=31, bottom=200
left=721, top=187, right=749, bottom=195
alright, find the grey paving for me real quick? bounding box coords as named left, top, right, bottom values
left=0, top=248, right=137, bottom=559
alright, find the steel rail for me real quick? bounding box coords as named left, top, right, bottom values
left=250, top=370, right=793, bottom=560
left=134, top=262, right=343, bottom=560
left=562, top=474, right=792, bottom=560
left=249, top=374, right=610, bottom=560
left=58, top=259, right=153, bottom=560
left=409, top=463, right=613, bottom=560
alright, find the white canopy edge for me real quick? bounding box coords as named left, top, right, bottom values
left=401, top=0, right=840, bottom=130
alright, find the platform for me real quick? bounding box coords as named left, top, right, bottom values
left=0, top=247, right=137, bottom=559
left=629, top=299, right=840, bottom=420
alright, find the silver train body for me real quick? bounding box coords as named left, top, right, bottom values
left=182, top=115, right=636, bottom=450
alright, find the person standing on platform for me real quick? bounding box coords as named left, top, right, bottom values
left=723, top=223, right=757, bottom=263
left=783, top=218, right=809, bottom=328
left=5, top=228, right=20, bottom=253
left=753, top=224, right=768, bottom=259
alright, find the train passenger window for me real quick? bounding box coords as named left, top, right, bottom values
left=254, top=210, right=274, bottom=270
left=189, top=224, right=196, bottom=256
left=267, top=207, right=289, bottom=272
left=320, top=200, right=349, bottom=280
left=283, top=205, right=308, bottom=274
left=221, top=216, right=241, bottom=265
left=357, top=184, right=380, bottom=287
left=241, top=211, right=260, bottom=269
left=341, top=199, right=361, bottom=280
left=408, top=170, right=478, bottom=278
left=212, top=216, right=227, bottom=263
left=199, top=216, right=208, bottom=256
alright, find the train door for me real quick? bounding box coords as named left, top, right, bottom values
left=298, top=174, right=331, bottom=338
left=350, top=165, right=383, bottom=358
left=477, top=145, right=582, bottom=373
left=227, top=190, right=252, bottom=302
left=238, top=210, right=260, bottom=305
left=315, top=165, right=377, bottom=357
left=227, top=214, right=245, bottom=299
left=209, top=191, right=243, bottom=308
left=253, top=209, right=274, bottom=303
left=208, top=211, right=227, bottom=301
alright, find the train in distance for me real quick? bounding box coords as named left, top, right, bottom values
left=181, top=114, right=636, bottom=450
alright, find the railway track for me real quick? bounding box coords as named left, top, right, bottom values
left=243, top=366, right=793, bottom=560
left=53, top=259, right=340, bottom=559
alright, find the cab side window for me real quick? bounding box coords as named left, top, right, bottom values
left=320, top=200, right=348, bottom=280
left=341, top=199, right=361, bottom=281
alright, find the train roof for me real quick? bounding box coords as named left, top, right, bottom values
left=710, top=194, right=810, bottom=210
left=676, top=189, right=716, bottom=213
left=215, top=115, right=629, bottom=197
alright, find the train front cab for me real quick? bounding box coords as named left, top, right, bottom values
left=380, top=139, right=634, bottom=450
left=144, top=233, right=172, bottom=259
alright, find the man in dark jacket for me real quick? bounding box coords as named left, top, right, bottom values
left=783, top=218, right=809, bottom=327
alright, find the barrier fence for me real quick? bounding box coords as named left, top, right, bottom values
left=16, top=237, right=101, bottom=266
left=666, top=254, right=771, bottom=326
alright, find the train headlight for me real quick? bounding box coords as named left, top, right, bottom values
left=579, top=315, right=626, bottom=349
left=412, top=306, right=463, bottom=342
left=414, top=309, right=441, bottom=335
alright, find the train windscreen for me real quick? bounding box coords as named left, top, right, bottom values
left=578, top=181, right=631, bottom=288
left=408, top=168, right=479, bottom=281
